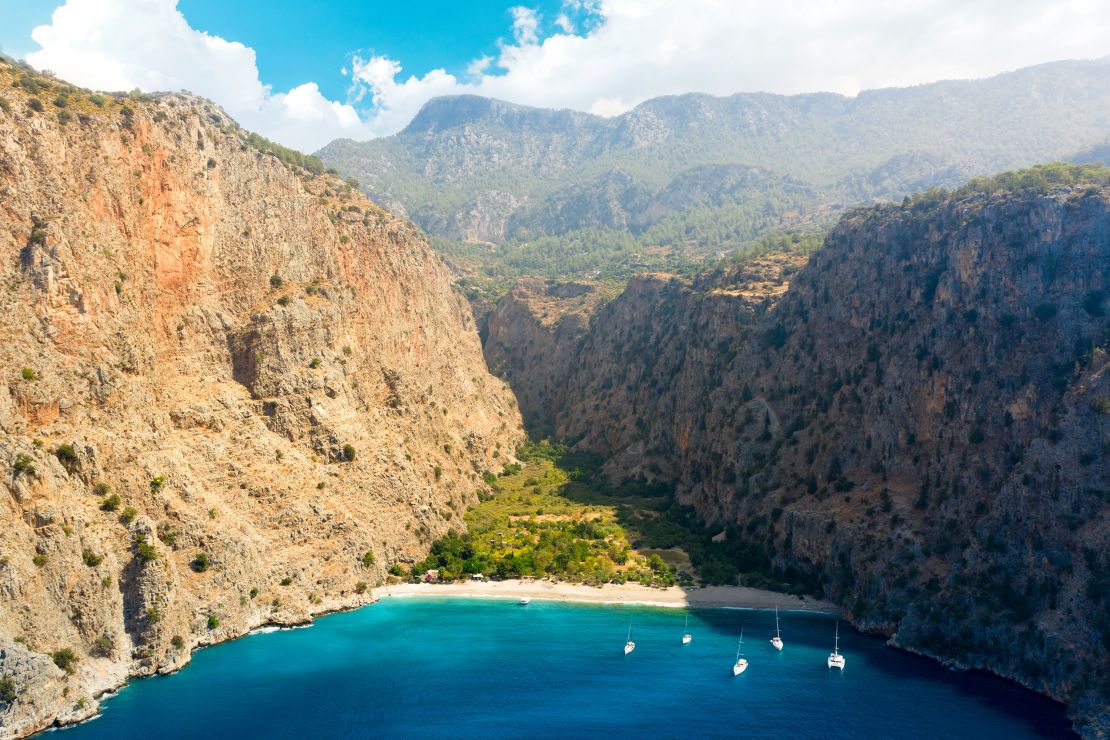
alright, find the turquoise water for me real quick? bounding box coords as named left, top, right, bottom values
left=56, top=598, right=1072, bottom=739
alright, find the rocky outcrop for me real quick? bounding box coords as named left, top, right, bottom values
left=485, top=177, right=1110, bottom=734
left=0, top=60, right=522, bottom=737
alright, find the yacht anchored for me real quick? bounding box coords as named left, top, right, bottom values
left=732, top=630, right=749, bottom=676
left=682, top=613, right=692, bottom=645
left=519, top=597, right=530, bottom=605
left=771, top=606, right=783, bottom=651
left=828, top=621, right=846, bottom=669
left=624, top=624, right=636, bottom=655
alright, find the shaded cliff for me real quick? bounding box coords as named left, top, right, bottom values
left=0, top=60, right=522, bottom=737
left=485, top=169, right=1110, bottom=734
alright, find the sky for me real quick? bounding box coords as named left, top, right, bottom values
left=3, top=0, right=1110, bottom=152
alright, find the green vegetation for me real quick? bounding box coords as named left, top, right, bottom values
left=207, top=615, right=220, bottom=630
left=20, top=368, right=39, bottom=381
left=421, top=440, right=816, bottom=591
left=132, top=535, right=159, bottom=563
left=82, top=549, right=103, bottom=567
left=171, top=635, right=185, bottom=649
left=416, top=441, right=675, bottom=586
left=91, top=634, right=114, bottom=658
left=119, top=506, right=138, bottom=525
left=51, top=648, right=78, bottom=674
left=0, top=675, right=16, bottom=704
left=32, top=554, right=46, bottom=567
left=149, top=475, right=166, bottom=492
left=361, top=550, right=375, bottom=568
left=341, top=444, right=356, bottom=462
left=191, top=552, right=210, bottom=573
left=12, top=454, right=35, bottom=478
left=244, top=132, right=324, bottom=175
left=100, top=494, right=121, bottom=512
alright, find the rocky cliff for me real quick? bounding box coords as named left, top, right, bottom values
left=485, top=170, right=1110, bottom=734
left=0, top=60, right=522, bottom=737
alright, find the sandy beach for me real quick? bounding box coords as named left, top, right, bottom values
left=375, top=579, right=838, bottom=613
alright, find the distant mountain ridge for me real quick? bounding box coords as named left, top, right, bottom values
left=319, top=58, right=1110, bottom=276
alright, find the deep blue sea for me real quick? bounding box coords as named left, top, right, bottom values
left=54, top=597, right=1073, bottom=739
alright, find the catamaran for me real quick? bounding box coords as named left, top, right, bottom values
left=771, top=606, right=783, bottom=651
left=828, top=621, right=846, bottom=669
left=682, top=613, right=692, bottom=645
left=732, top=629, right=748, bottom=675
left=624, top=624, right=636, bottom=655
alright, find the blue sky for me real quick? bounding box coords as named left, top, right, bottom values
left=7, top=1, right=1110, bottom=152
left=1, top=0, right=579, bottom=101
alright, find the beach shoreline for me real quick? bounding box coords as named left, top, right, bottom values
left=375, top=579, right=839, bottom=613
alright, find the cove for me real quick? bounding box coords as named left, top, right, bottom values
left=54, top=598, right=1073, bottom=739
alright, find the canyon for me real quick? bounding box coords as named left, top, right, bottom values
left=485, top=172, right=1110, bottom=734
left=0, top=59, right=521, bottom=738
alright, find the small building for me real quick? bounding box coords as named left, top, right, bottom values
left=423, top=569, right=439, bottom=583
left=470, top=573, right=485, bottom=582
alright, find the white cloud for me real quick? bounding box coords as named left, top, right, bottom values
left=23, top=0, right=1110, bottom=149
left=25, top=0, right=369, bottom=151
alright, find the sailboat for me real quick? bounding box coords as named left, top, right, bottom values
left=770, top=606, right=783, bottom=651
left=624, top=624, right=636, bottom=655
left=827, top=621, right=846, bottom=669
left=732, top=629, right=748, bottom=675
left=682, top=613, right=692, bottom=645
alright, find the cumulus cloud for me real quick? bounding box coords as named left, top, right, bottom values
left=25, top=0, right=369, bottom=151
left=351, top=0, right=1110, bottom=137
left=23, top=0, right=1110, bottom=149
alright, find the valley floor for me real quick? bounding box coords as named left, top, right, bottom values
left=375, top=579, right=838, bottom=612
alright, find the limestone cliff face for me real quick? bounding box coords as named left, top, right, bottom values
left=0, top=62, right=522, bottom=737
left=486, top=188, right=1110, bottom=733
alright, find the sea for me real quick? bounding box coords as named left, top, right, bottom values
left=53, top=597, right=1074, bottom=739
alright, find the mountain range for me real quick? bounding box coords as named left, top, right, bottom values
left=319, top=58, right=1110, bottom=282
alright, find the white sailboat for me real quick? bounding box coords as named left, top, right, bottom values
left=827, top=621, right=846, bottom=669
left=732, top=629, right=748, bottom=675
left=624, top=624, right=636, bottom=655
left=519, top=597, right=530, bottom=605
left=770, top=606, right=784, bottom=651
left=682, top=613, right=692, bottom=645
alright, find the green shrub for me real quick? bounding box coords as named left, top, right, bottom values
left=146, top=606, right=161, bottom=624
left=269, top=274, right=283, bottom=288
left=0, top=675, right=16, bottom=703
left=355, top=581, right=368, bottom=594
left=433, top=466, right=443, bottom=480
left=280, top=577, right=292, bottom=586
left=27, top=98, right=44, bottom=113
left=149, top=476, right=166, bottom=492
left=20, top=368, right=39, bottom=381
left=132, top=535, right=158, bottom=562
left=388, top=563, right=408, bottom=577
left=276, top=295, right=290, bottom=306
left=361, top=549, right=375, bottom=568
left=32, top=554, right=46, bottom=567
left=309, top=357, right=321, bottom=369
left=100, top=494, right=121, bottom=512
left=91, top=634, right=114, bottom=657
left=119, top=507, right=138, bottom=525
left=88, top=94, right=106, bottom=108
left=191, top=553, right=209, bottom=572
left=12, top=454, right=35, bottom=477
left=51, top=648, right=78, bottom=674
left=0, top=97, right=10, bottom=115
left=54, top=444, right=78, bottom=472
left=157, top=524, right=177, bottom=547
left=171, top=635, right=185, bottom=649
left=207, top=615, right=219, bottom=630
left=342, top=444, right=356, bottom=462
left=82, top=549, right=103, bottom=567
left=1033, top=303, right=1057, bottom=321
left=92, top=482, right=110, bottom=497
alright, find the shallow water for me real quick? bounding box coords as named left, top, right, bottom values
left=55, top=597, right=1073, bottom=739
